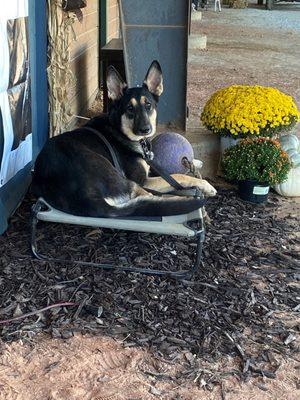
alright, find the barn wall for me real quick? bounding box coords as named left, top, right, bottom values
left=107, top=0, right=120, bottom=42
left=68, top=0, right=99, bottom=121
left=67, top=0, right=120, bottom=124
left=48, top=0, right=122, bottom=134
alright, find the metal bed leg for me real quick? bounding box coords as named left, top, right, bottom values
left=192, top=231, right=205, bottom=273
left=184, top=217, right=205, bottom=279
left=31, top=200, right=44, bottom=260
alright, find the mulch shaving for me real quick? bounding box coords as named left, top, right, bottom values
left=0, top=185, right=299, bottom=389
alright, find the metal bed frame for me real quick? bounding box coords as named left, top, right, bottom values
left=31, top=197, right=206, bottom=278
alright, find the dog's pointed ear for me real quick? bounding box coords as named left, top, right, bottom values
left=143, top=60, right=163, bottom=97
left=107, top=66, right=127, bottom=101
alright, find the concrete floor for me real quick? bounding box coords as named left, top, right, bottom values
left=186, top=2, right=300, bottom=177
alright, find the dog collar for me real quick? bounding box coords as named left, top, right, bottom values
left=140, top=138, right=154, bottom=161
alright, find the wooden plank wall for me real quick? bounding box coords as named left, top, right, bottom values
left=67, top=0, right=120, bottom=126
left=68, top=0, right=99, bottom=122
left=107, top=0, right=120, bottom=42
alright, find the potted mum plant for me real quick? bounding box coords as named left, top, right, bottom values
left=221, top=137, right=291, bottom=203
left=201, top=85, right=300, bottom=154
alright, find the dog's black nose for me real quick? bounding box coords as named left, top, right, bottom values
left=139, top=126, right=152, bottom=135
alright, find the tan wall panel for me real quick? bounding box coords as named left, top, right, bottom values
left=67, top=0, right=99, bottom=118
left=70, top=57, right=99, bottom=96
left=70, top=28, right=98, bottom=60
left=82, top=0, right=98, bottom=14
left=66, top=0, right=121, bottom=124
left=107, top=0, right=119, bottom=41
left=69, top=72, right=99, bottom=106
left=72, top=11, right=98, bottom=37
left=108, top=2, right=118, bottom=19
left=70, top=43, right=98, bottom=77
left=68, top=75, right=99, bottom=126
left=107, top=19, right=119, bottom=41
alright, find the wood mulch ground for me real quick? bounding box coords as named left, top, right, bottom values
left=0, top=185, right=299, bottom=398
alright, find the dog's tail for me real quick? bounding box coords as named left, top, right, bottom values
left=106, top=195, right=206, bottom=217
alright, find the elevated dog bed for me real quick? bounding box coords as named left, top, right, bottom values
left=31, top=197, right=205, bottom=278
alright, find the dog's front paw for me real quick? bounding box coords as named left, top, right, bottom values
left=201, top=180, right=217, bottom=197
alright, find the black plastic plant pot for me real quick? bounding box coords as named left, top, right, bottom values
left=238, top=180, right=270, bottom=204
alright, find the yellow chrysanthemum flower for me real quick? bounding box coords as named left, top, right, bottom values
left=200, top=85, right=300, bottom=138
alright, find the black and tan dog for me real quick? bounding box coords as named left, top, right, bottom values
left=32, top=61, right=216, bottom=217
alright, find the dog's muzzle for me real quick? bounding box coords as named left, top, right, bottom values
left=136, top=127, right=152, bottom=137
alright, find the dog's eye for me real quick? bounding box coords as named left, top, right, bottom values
left=127, top=105, right=134, bottom=113
left=145, top=102, right=151, bottom=111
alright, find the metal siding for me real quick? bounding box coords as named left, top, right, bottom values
left=119, top=0, right=189, bottom=129
left=120, top=0, right=187, bottom=26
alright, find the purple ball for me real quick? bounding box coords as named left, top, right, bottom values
left=151, top=132, right=194, bottom=175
